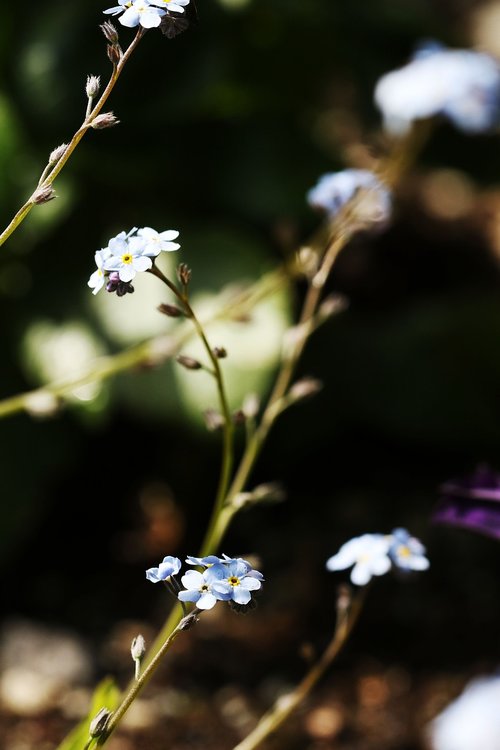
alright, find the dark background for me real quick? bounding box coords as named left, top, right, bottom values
left=1, top=1, right=500, bottom=748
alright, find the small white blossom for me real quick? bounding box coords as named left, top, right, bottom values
left=104, top=0, right=166, bottom=28
left=137, top=227, right=180, bottom=257
left=104, top=234, right=152, bottom=282
left=326, top=533, right=392, bottom=586
left=387, top=528, right=430, bottom=572
left=307, top=169, right=392, bottom=226
left=375, top=42, right=500, bottom=135
left=428, top=675, right=500, bottom=750
left=149, top=0, right=190, bottom=13
left=88, top=248, right=111, bottom=295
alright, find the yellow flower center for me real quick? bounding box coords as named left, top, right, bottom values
left=121, top=253, right=133, bottom=264
left=397, top=545, right=411, bottom=558
left=229, top=576, right=240, bottom=587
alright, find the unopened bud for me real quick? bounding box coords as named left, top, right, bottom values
left=131, top=634, right=146, bottom=662
left=179, top=612, right=199, bottom=630
left=100, top=20, right=120, bottom=44
left=213, top=346, right=227, bottom=359
left=318, top=294, right=348, bottom=322
left=176, top=354, right=202, bottom=370
left=289, top=376, right=323, bottom=401
left=49, top=143, right=67, bottom=165
left=158, top=303, right=184, bottom=318
left=86, top=74, right=101, bottom=98
left=253, top=482, right=286, bottom=503
left=177, top=263, right=192, bottom=287
left=107, top=43, right=122, bottom=66
left=89, top=707, right=112, bottom=738
left=31, top=185, right=56, bottom=205
left=232, top=409, right=246, bottom=426
left=296, top=245, right=318, bottom=277
left=242, top=392, right=260, bottom=419
left=91, top=111, right=120, bottom=129
left=203, top=408, right=224, bottom=431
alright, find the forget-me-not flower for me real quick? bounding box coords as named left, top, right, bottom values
left=146, top=555, right=182, bottom=583
left=374, top=41, right=500, bottom=135
left=149, top=0, right=191, bottom=13
left=104, top=0, right=166, bottom=28
left=307, top=169, right=392, bottom=226
left=210, top=559, right=263, bottom=605
left=88, top=248, right=111, bottom=295
left=326, top=533, right=392, bottom=586
left=138, top=227, right=180, bottom=257
left=387, top=528, right=430, bottom=571
left=177, top=567, right=223, bottom=610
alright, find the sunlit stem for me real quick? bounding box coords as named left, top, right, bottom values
left=0, top=28, right=145, bottom=249
left=231, top=589, right=366, bottom=750
left=98, top=613, right=196, bottom=746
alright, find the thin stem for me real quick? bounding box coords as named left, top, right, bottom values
left=0, top=28, right=145, bottom=249
left=98, top=613, right=193, bottom=746
left=149, top=264, right=235, bottom=516
left=232, top=590, right=366, bottom=750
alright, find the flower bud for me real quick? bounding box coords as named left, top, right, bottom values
left=86, top=75, right=101, bottom=99
left=179, top=612, right=199, bottom=630
left=31, top=185, right=56, bottom=205
left=177, top=263, right=192, bottom=287
left=100, top=20, right=120, bottom=44
left=232, top=409, right=246, bottom=426
left=203, top=408, right=224, bottom=431
left=158, top=303, right=184, bottom=318
left=213, top=346, right=227, bottom=359
left=91, top=112, right=120, bottom=129
left=289, top=376, right=323, bottom=402
left=107, top=43, right=122, bottom=66
left=176, top=354, right=202, bottom=370
left=242, top=392, right=260, bottom=419
left=131, top=634, right=146, bottom=662
left=89, top=707, right=112, bottom=738
left=49, top=143, right=68, bottom=165
left=318, top=294, right=348, bottom=322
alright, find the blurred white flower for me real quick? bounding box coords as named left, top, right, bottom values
left=374, top=41, right=500, bottom=134
left=326, top=533, right=392, bottom=586
left=428, top=675, right=500, bottom=750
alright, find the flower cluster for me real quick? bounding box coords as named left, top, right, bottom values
left=104, top=0, right=190, bottom=29
left=146, top=553, right=264, bottom=610
left=326, top=528, right=429, bottom=586
left=374, top=41, right=500, bottom=135
left=88, top=226, right=180, bottom=295
left=307, top=169, right=392, bottom=228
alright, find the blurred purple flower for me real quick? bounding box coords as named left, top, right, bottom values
left=432, top=464, right=500, bottom=540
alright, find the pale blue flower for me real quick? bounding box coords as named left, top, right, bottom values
left=186, top=555, right=225, bottom=567
left=374, top=42, right=500, bottom=134
left=210, top=559, right=263, bottom=605
left=88, top=248, right=111, bottom=295
left=149, top=0, right=190, bottom=13
left=178, top=568, right=222, bottom=610
left=103, top=233, right=151, bottom=282
left=104, top=0, right=165, bottom=28
left=146, top=555, right=182, bottom=583
left=307, top=169, right=392, bottom=224
left=326, top=533, right=392, bottom=586
left=138, top=227, right=180, bottom=257
left=387, top=528, right=430, bottom=571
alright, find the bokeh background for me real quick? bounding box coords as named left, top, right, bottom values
left=2, top=0, right=500, bottom=748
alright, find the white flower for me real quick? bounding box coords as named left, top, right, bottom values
left=326, top=533, right=392, bottom=586
left=104, top=234, right=152, bottom=282
left=388, top=527, right=430, bottom=571
left=104, top=0, right=166, bottom=28
left=88, top=248, right=111, bottom=295
left=137, top=227, right=180, bottom=257
left=307, top=169, right=392, bottom=225
left=374, top=42, right=500, bottom=135
left=149, top=0, right=190, bottom=13
left=428, top=675, right=500, bottom=750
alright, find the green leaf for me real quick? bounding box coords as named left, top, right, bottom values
left=55, top=676, right=121, bottom=750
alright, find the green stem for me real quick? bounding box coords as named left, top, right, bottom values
left=98, top=613, right=194, bottom=745
left=231, top=590, right=366, bottom=750
left=0, top=28, right=145, bottom=249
